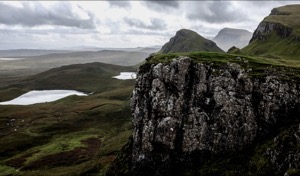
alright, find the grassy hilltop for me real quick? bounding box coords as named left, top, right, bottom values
left=243, top=5, right=300, bottom=60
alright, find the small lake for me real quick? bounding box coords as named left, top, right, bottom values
left=0, top=58, right=26, bottom=61
left=0, top=90, right=87, bottom=105
left=113, top=72, right=136, bottom=80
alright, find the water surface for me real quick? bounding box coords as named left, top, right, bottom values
left=0, top=90, right=87, bottom=105
left=113, top=72, right=136, bottom=80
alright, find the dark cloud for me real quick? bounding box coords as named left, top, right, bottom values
left=124, top=17, right=167, bottom=30
left=0, top=2, right=96, bottom=29
left=144, top=0, right=180, bottom=11
left=108, top=1, right=131, bottom=8
left=186, top=1, right=246, bottom=23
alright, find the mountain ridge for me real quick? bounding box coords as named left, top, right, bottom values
left=160, top=29, right=224, bottom=53
left=243, top=4, right=300, bottom=58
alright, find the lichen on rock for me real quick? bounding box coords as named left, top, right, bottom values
left=126, top=56, right=300, bottom=176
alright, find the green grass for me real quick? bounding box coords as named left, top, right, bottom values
left=0, top=62, right=136, bottom=176
left=146, top=51, right=300, bottom=68
left=242, top=5, right=300, bottom=59
left=143, top=52, right=300, bottom=83
left=265, top=5, right=300, bottom=36
left=242, top=31, right=300, bottom=60
left=160, top=29, right=224, bottom=54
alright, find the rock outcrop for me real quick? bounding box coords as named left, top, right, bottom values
left=107, top=55, right=300, bottom=176
left=160, top=29, right=223, bottom=54
left=249, top=22, right=292, bottom=43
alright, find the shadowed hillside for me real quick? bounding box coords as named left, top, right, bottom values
left=160, top=29, right=224, bottom=54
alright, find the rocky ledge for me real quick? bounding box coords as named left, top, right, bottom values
left=107, top=56, right=300, bottom=176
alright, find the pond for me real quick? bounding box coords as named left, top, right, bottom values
left=0, top=90, right=87, bottom=105
left=113, top=72, right=136, bottom=80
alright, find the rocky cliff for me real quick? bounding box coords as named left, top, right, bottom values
left=107, top=53, right=300, bottom=176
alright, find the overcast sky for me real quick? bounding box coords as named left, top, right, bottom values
left=0, top=1, right=299, bottom=50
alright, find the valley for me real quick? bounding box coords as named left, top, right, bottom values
left=0, top=61, right=137, bottom=175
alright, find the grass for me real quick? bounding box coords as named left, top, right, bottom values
left=143, top=52, right=300, bottom=84
left=265, top=4, right=300, bottom=36
left=1, top=51, right=300, bottom=175
left=0, top=92, right=133, bottom=175
left=242, top=5, right=300, bottom=59
left=160, top=29, right=224, bottom=54
left=242, top=31, right=300, bottom=60
left=0, top=62, right=136, bottom=175
left=146, top=51, right=300, bottom=68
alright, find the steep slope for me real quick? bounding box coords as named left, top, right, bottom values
left=213, top=28, right=252, bottom=51
left=243, top=5, right=300, bottom=59
left=107, top=52, right=300, bottom=176
left=160, top=29, right=224, bottom=53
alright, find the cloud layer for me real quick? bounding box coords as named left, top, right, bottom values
left=0, top=1, right=298, bottom=49
left=0, top=2, right=96, bottom=29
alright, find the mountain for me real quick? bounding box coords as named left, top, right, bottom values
left=160, top=29, right=224, bottom=53
left=213, top=27, right=252, bottom=51
left=242, top=4, right=300, bottom=59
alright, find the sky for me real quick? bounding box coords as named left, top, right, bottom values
left=0, top=1, right=299, bottom=50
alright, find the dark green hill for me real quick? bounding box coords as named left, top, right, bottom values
left=243, top=4, right=300, bottom=59
left=10, top=62, right=135, bottom=94
left=159, top=29, right=224, bottom=53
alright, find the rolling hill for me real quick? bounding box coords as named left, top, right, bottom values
left=0, top=49, right=151, bottom=88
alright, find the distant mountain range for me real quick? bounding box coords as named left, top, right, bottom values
left=212, top=28, right=252, bottom=51
left=0, top=47, right=160, bottom=58
left=159, top=29, right=224, bottom=53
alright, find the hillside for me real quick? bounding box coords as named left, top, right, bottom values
left=159, top=29, right=224, bottom=53
left=213, top=28, right=252, bottom=51
left=0, top=62, right=136, bottom=175
left=242, top=4, right=300, bottom=59
left=0, top=49, right=150, bottom=88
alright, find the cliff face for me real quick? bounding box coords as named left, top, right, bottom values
left=249, top=21, right=292, bottom=43
left=123, top=57, right=300, bottom=176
